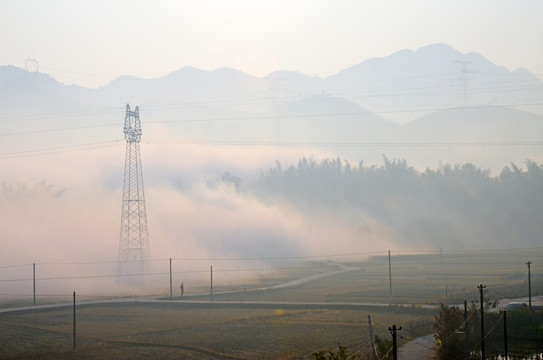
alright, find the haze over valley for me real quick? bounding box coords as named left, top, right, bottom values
left=2, top=43, right=543, bottom=272
left=2, top=3, right=543, bottom=359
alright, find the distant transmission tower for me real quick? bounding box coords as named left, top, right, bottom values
left=118, top=104, right=150, bottom=278
left=453, top=60, right=475, bottom=106
left=24, top=58, right=39, bottom=73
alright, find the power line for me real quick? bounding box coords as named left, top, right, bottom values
left=325, top=70, right=543, bottom=86
left=144, top=139, right=543, bottom=148
left=39, top=66, right=115, bottom=79
left=0, top=264, right=347, bottom=282
left=0, top=107, right=123, bottom=123
left=1, top=246, right=541, bottom=269
left=486, top=288, right=518, bottom=304
left=0, top=264, right=34, bottom=269
left=0, top=123, right=119, bottom=136
left=326, top=80, right=543, bottom=100
left=26, top=250, right=386, bottom=267
left=35, top=257, right=170, bottom=266
left=394, top=246, right=543, bottom=254
left=2, top=102, right=543, bottom=133
left=0, top=140, right=122, bottom=159
left=171, top=250, right=386, bottom=261
left=2, top=138, right=542, bottom=159
left=146, top=102, right=543, bottom=124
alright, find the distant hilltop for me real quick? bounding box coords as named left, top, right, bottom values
left=2, top=43, right=543, bottom=171
left=1, top=43, right=542, bottom=123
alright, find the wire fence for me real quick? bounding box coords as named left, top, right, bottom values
left=0, top=247, right=540, bottom=308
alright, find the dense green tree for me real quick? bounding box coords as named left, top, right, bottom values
left=256, top=158, right=543, bottom=249
left=433, top=304, right=465, bottom=360
left=374, top=335, right=393, bottom=359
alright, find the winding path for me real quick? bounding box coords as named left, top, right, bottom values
left=398, top=335, right=435, bottom=360
left=0, top=263, right=360, bottom=313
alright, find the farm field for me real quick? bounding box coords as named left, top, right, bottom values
left=188, top=249, right=543, bottom=306
left=0, top=250, right=540, bottom=359
left=0, top=302, right=433, bottom=360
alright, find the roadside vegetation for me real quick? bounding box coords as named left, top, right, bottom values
left=433, top=302, right=543, bottom=359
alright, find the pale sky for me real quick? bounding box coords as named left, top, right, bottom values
left=1, top=0, right=542, bottom=88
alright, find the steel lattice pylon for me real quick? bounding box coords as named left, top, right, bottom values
left=118, top=104, right=150, bottom=277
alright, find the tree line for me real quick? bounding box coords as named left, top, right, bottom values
left=253, top=157, right=543, bottom=249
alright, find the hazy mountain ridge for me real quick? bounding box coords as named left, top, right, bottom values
left=0, top=65, right=89, bottom=111
left=1, top=43, right=543, bottom=171
left=324, top=44, right=543, bottom=122
left=3, top=43, right=542, bottom=113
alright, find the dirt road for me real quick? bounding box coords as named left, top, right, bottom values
left=398, top=335, right=435, bottom=360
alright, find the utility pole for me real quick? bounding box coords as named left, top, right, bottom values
left=527, top=261, right=532, bottom=310
left=388, top=250, right=392, bottom=298
left=33, top=263, right=36, bottom=306
left=478, top=284, right=486, bottom=360
left=73, top=291, right=76, bottom=350
left=464, top=300, right=469, bottom=360
left=210, top=265, right=213, bottom=300
left=388, top=324, right=401, bottom=360
left=368, top=315, right=378, bottom=360
left=169, top=258, right=173, bottom=300
left=500, top=310, right=508, bottom=360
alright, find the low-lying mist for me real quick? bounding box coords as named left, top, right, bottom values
left=0, top=144, right=393, bottom=297
left=2, top=142, right=542, bottom=297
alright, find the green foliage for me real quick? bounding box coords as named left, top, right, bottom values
left=312, top=343, right=352, bottom=360
left=374, top=335, right=393, bottom=359
left=506, top=308, right=543, bottom=338
left=256, top=157, right=543, bottom=248
left=433, top=303, right=465, bottom=360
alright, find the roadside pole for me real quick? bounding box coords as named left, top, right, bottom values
left=169, top=258, right=173, bottom=300
left=478, top=284, right=486, bottom=360
left=527, top=261, right=532, bottom=310
left=368, top=315, right=377, bottom=360
left=33, top=263, right=36, bottom=306
left=73, top=291, right=76, bottom=350
left=210, top=265, right=213, bottom=300
left=501, top=310, right=508, bottom=360
left=464, top=300, right=469, bottom=360
left=388, top=250, right=392, bottom=298
left=389, top=324, right=401, bottom=360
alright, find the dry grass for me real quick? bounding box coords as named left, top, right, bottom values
left=0, top=249, right=540, bottom=359
left=0, top=302, right=433, bottom=359
left=196, top=250, right=542, bottom=305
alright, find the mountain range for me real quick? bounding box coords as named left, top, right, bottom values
left=1, top=43, right=543, bottom=172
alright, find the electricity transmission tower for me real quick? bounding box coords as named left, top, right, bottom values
left=118, top=104, right=150, bottom=278
left=453, top=60, right=475, bottom=106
